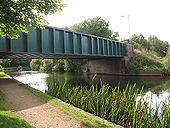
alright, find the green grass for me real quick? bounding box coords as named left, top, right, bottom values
left=0, top=72, right=8, bottom=77
left=19, top=84, right=114, bottom=128
left=0, top=91, right=32, bottom=128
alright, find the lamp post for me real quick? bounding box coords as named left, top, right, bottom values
left=128, top=15, right=131, bottom=39
left=121, top=15, right=131, bottom=42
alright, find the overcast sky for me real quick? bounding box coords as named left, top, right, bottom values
left=46, top=0, right=170, bottom=43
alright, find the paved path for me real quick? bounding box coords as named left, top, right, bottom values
left=0, top=77, right=86, bottom=128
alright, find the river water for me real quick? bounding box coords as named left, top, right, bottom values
left=6, top=71, right=170, bottom=110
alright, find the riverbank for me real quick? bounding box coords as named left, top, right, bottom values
left=0, top=77, right=121, bottom=128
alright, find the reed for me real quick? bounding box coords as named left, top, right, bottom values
left=46, top=79, right=170, bottom=128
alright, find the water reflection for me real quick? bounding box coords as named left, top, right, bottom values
left=9, top=71, right=48, bottom=92
left=46, top=72, right=89, bottom=87
left=7, top=71, right=170, bottom=107
left=90, top=74, right=170, bottom=96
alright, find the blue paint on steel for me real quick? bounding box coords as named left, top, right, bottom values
left=0, top=25, right=126, bottom=58
left=115, top=42, right=117, bottom=55
left=41, top=28, right=53, bottom=53
left=73, top=33, right=81, bottom=54
left=11, top=32, right=26, bottom=52
left=117, top=42, right=120, bottom=56
left=103, top=40, right=108, bottom=56
left=92, top=37, right=97, bottom=55
left=111, top=41, right=115, bottom=56
left=98, top=38, right=103, bottom=55
left=0, top=36, right=7, bottom=52
left=108, top=40, right=112, bottom=56
left=65, top=32, right=73, bottom=54
left=82, top=35, right=91, bottom=55
left=54, top=30, right=64, bottom=53
left=27, top=26, right=41, bottom=52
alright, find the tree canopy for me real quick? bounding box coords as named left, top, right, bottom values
left=148, top=35, right=169, bottom=57
left=130, top=34, right=169, bottom=57
left=0, top=0, right=64, bottom=39
left=68, top=17, right=119, bottom=40
left=130, top=34, right=148, bottom=49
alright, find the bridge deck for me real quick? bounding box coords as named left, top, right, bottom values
left=0, top=26, right=126, bottom=59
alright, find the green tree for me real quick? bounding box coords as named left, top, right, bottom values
left=0, top=65, right=4, bottom=72
left=0, top=0, right=64, bottom=39
left=9, top=59, right=31, bottom=67
left=0, top=59, right=11, bottom=67
left=52, top=59, right=65, bottom=72
left=30, top=59, right=42, bottom=71
left=148, top=35, right=169, bottom=57
left=40, top=59, right=54, bottom=72
left=163, top=46, right=170, bottom=74
left=69, top=17, right=119, bottom=40
left=130, top=34, right=148, bottom=49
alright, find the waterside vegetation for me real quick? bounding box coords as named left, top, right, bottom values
left=0, top=72, right=8, bottom=77
left=46, top=78, right=170, bottom=128
left=126, top=52, right=163, bottom=72
left=19, top=84, right=115, bottom=128
left=125, top=51, right=170, bottom=75
left=30, top=59, right=88, bottom=72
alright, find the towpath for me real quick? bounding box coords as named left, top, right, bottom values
left=0, top=77, right=87, bottom=128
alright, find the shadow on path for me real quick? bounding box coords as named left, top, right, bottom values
left=0, top=77, right=86, bottom=128
left=0, top=78, right=45, bottom=111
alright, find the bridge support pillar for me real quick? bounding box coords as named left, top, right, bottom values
left=88, top=58, right=125, bottom=75
left=88, top=42, right=134, bottom=75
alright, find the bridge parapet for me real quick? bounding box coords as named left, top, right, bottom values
left=0, top=26, right=126, bottom=59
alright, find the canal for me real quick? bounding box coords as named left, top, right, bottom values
left=6, top=71, right=170, bottom=109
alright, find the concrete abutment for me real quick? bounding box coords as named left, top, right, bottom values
left=88, top=42, right=134, bottom=75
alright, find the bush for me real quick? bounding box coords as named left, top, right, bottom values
left=126, top=52, right=163, bottom=72
left=30, top=59, right=88, bottom=73
left=52, top=59, right=65, bottom=72
left=162, top=47, right=170, bottom=75
left=30, top=59, right=42, bottom=71
left=134, top=42, right=142, bottom=50
left=40, top=59, right=54, bottom=72
left=0, top=65, right=4, bottom=72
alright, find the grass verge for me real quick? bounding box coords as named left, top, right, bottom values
left=0, top=91, right=32, bottom=128
left=19, top=83, right=115, bottom=128
left=0, top=72, right=8, bottom=77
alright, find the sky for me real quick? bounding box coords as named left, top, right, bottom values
left=46, top=0, right=170, bottom=43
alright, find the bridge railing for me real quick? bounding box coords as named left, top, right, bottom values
left=0, top=26, right=126, bottom=58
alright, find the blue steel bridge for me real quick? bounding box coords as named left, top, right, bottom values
left=0, top=26, right=126, bottom=59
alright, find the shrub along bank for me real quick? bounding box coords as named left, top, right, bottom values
left=125, top=52, right=170, bottom=75
left=30, top=59, right=88, bottom=72
left=0, top=65, right=8, bottom=77
left=0, top=72, right=8, bottom=77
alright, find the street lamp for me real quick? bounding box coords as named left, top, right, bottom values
left=120, top=15, right=131, bottom=41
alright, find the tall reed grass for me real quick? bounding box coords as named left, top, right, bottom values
left=46, top=77, right=170, bottom=127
